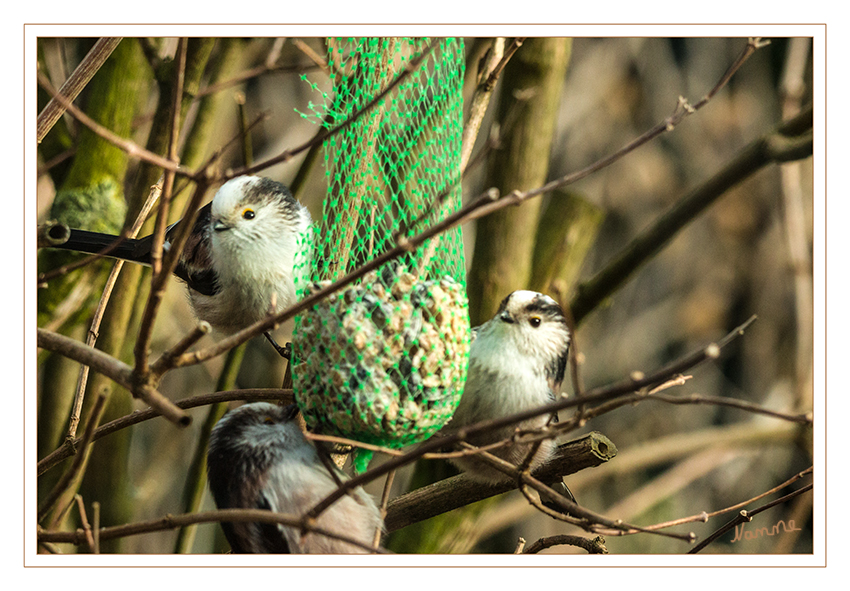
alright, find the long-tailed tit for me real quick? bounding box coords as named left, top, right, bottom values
left=207, top=402, right=383, bottom=553
left=441, top=290, right=576, bottom=505
left=49, top=176, right=312, bottom=344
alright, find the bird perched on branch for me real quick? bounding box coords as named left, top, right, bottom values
left=207, top=402, right=383, bottom=553
left=441, top=290, right=576, bottom=508
left=48, top=176, right=312, bottom=350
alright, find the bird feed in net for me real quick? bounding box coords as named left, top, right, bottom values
left=292, top=38, right=469, bottom=472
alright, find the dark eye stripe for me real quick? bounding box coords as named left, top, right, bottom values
left=524, top=299, right=566, bottom=324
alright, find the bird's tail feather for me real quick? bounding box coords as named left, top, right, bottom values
left=55, top=229, right=152, bottom=265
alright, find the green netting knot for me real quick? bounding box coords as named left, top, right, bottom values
left=352, top=449, right=374, bottom=475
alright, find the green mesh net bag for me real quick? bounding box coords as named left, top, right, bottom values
left=292, top=38, right=469, bottom=472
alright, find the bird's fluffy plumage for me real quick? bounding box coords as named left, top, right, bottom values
left=442, top=290, right=571, bottom=483
left=190, top=176, right=312, bottom=334
left=52, top=176, right=312, bottom=335
left=207, top=402, right=382, bottom=554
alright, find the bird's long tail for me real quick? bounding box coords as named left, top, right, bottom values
left=54, top=229, right=153, bottom=265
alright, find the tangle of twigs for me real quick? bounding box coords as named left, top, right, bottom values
left=34, top=37, right=813, bottom=554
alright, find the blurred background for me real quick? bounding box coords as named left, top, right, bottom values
left=35, top=36, right=814, bottom=555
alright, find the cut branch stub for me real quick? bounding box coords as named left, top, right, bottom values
left=384, top=431, right=617, bottom=532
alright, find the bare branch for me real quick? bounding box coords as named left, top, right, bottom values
left=643, top=466, right=813, bottom=533
left=384, top=432, right=617, bottom=533
left=67, top=179, right=163, bottom=440
left=458, top=442, right=695, bottom=542
left=229, top=41, right=438, bottom=179
left=688, top=482, right=813, bottom=554
left=37, top=37, right=123, bottom=143
left=37, top=508, right=388, bottom=554
left=645, top=391, right=813, bottom=425
left=149, top=321, right=212, bottom=377
left=74, top=495, right=96, bottom=553
left=460, top=38, right=505, bottom=172
left=37, top=388, right=293, bottom=476
left=570, top=106, right=812, bottom=324
left=134, top=39, right=189, bottom=375
left=38, top=394, right=107, bottom=523
left=36, top=328, right=190, bottom=426
left=303, top=316, right=759, bottom=525
left=523, top=534, right=608, bottom=554
left=36, top=70, right=192, bottom=178
left=164, top=41, right=793, bottom=368
left=37, top=222, right=71, bottom=249
left=196, top=61, right=321, bottom=99
left=481, top=37, right=526, bottom=92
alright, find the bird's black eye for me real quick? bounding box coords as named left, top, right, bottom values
left=242, top=208, right=255, bottom=220
left=529, top=316, right=542, bottom=328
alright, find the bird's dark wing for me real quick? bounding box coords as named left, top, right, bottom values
left=169, top=204, right=221, bottom=297
left=546, top=344, right=569, bottom=425
left=252, top=495, right=293, bottom=554
left=222, top=494, right=292, bottom=554
left=133, top=202, right=221, bottom=297
left=221, top=497, right=291, bottom=554
left=541, top=479, right=579, bottom=516
left=545, top=349, right=568, bottom=403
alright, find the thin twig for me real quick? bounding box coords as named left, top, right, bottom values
left=644, top=466, right=813, bottom=533
left=482, top=37, right=525, bottom=92
left=149, top=321, right=212, bottom=377
left=135, top=39, right=188, bottom=375
left=37, top=37, right=123, bottom=143
left=92, top=502, right=101, bottom=554
left=291, top=38, right=331, bottom=76
left=688, top=483, right=813, bottom=554
left=460, top=38, right=506, bottom=172
left=462, top=442, right=695, bottom=542
left=38, top=394, right=108, bottom=523
left=36, top=328, right=189, bottom=426
left=194, top=39, right=325, bottom=99
left=570, top=105, right=812, bottom=324
left=229, top=41, right=438, bottom=179
left=66, top=179, right=163, bottom=440
left=373, top=470, right=395, bottom=550
left=646, top=391, right=813, bottom=424
left=38, top=388, right=293, bottom=476
left=165, top=40, right=790, bottom=369
left=301, top=318, right=758, bottom=524
left=38, top=508, right=389, bottom=554
left=190, top=110, right=271, bottom=185
left=36, top=70, right=191, bottom=178
left=74, top=495, right=95, bottom=553
left=37, top=147, right=77, bottom=177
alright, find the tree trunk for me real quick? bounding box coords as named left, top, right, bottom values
left=466, top=37, right=572, bottom=325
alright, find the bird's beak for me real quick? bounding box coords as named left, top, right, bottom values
left=213, top=219, right=232, bottom=232
left=499, top=310, right=515, bottom=324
